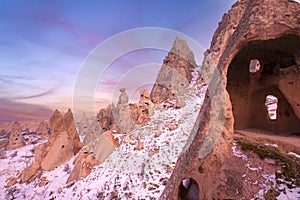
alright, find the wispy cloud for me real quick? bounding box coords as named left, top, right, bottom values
left=0, top=99, right=53, bottom=121
left=13, top=87, right=57, bottom=100
left=0, top=74, right=61, bottom=100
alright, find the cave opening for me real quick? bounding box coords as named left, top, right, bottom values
left=227, top=34, right=300, bottom=135
left=265, top=95, right=278, bottom=120
left=178, top=178, right=199, bottom=200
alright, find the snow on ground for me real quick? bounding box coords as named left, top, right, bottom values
left=0, top=133, right=78, bottom=199
left=232, top=141, right=300, bottom=199
left=0, top=144, right=35, bottom=186
left=52, top=70, right=207, bottom=199
left=254, top=174, right=300, bottom=200
left=288, top=152, right=300, bottom=159
left=0, top=68, right=208, bottom=199
left=265, top=143, right=279, bottom=148
left=0, top=133, right=47, bottom=199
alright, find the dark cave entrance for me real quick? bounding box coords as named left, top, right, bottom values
left=178, top=178, right=199, bottom=200
left=226, top=34, right=300, bottom=134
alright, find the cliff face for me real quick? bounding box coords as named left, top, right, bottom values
left=162, top=0, right=300, bottom=199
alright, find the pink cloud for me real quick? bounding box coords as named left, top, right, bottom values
left=0, top=99, right=53, bottom=122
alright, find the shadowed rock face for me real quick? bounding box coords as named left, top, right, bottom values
left=162, top=0, right=300, bottom=199
left=227, top=35, right=300, bottom=133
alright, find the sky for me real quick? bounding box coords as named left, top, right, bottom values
left=0, top=0, right=236, bottom=121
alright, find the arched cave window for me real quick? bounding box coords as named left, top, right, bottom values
left=249, top=59, right=261, bottom=73
left=178, top=178, right=199, bottom=200
left=265, top=95, right=278, bottom=120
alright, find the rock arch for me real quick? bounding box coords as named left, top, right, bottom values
left=227, top=34, right=300, bottom=133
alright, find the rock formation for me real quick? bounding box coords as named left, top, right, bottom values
left=8, top=121, right=25, bottom=150
left=162, top=0, right=300, bottom=199
left=15, top=109, right=83, bottom=184
left=40, top=109, right=82, bottom=171
left=83, top=117, right=103, bottom=149
left=97, top=104, right=113, bottom=131
left=93, top=130, right=118, bottom=163
left=76, top=112, right=88, bottom=136
left=63, top=109, right=82, bottom=154
left=35, top=120, right=49, bottom=135
left=112, top=88, right=134, bottom=133
left=68, top=126, right=119, bottom=183
left=129, top=89, right=155, bottom=125
left=0, top=129, right=8, bottom=150
left=200, top=0, right=300, bottom=134
left=97, top=89, right=154, bottom=130
left=150, top=37, right=196, bottom=108
left=72, top=89, right=131, bottom=179
left=66, top=148, right=100, bottom=183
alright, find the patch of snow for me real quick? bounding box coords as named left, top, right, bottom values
left=253, top=173, right=300, bottom=200
left=265, top=143, right=279, bottom=148
left=288, top=152, right=300, bottom=159
left=232, top=141, right=249, bottom=162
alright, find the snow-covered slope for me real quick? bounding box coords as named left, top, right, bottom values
left=0, top=68, right=207, bottom=199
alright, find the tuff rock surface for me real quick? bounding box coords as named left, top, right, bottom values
left=129, top=89, right=155, bottom=125
left=97, top=104, right=114, bottom=131
left=112, top=88, right=134, bottom=133
left=8, top=121, right=25, bottom=150
left=162, top=0, right=300, bottom=199
left=66, top=148, right=100, bottom=184
left=35, top=120, right=49, bottom=135
left=15, top=109, right=83, bottom=185
left=150, top=37, right=197, bottom=108
left=83, top=116, right=102, bottom=149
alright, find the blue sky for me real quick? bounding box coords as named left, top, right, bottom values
left=0, top=0, right=235, bottom=121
